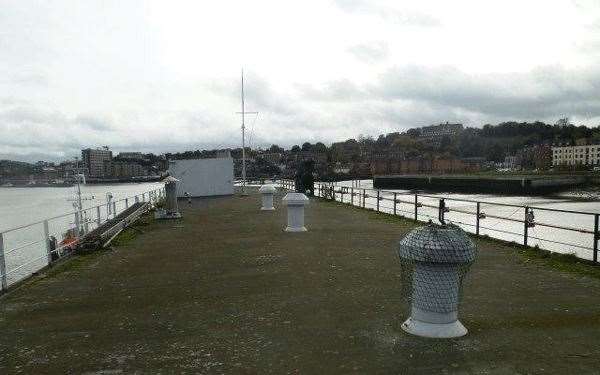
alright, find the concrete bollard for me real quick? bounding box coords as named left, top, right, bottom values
left=282, top=193, right=309, bottom=232
left=398, top=223, right=476, bottom=338
left=259, top=184, right=276, bottom=211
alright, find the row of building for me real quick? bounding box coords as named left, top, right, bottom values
left=552, top=144, right=600, bottom=167
left=81, top=147, right=166, bottom=179
left=83, top=140, right=600, bottom=181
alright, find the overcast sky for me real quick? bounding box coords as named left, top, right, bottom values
left=2, top=0, right=600, bottom=162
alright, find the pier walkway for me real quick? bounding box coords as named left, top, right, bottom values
left=1, top=189, right=600, bottom=373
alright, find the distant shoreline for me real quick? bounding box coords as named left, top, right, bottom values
left=1, top=175, right=164, bottom=188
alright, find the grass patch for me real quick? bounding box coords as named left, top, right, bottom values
left=318, top=196, right=600, bottom=280
left=110, top=212, right=154, bottom=247
left=1, top=249, right=110, bottom=299
left=318, top=197, right=418, bottom=228
left=44, top=250, right=108, bottom=278
left=110, top=227, right=139, bottom=246
left=516, top=246, right=600, bottom=279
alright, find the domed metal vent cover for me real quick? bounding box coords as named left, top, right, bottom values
left=398, top=223, right=477, bottom=338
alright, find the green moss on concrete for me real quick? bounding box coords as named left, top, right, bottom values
left=1, top=193, right=600, bottom=374
left=516, top=246, right=600, bottom=279
left=110, top=212, right=155, bottom=247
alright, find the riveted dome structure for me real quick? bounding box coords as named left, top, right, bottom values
left=398, top=223, right=476, bottom=338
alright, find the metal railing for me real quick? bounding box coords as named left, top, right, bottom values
left=278, top=179, right=599, bottom=264
left=0, top=187, right=166, bottom=291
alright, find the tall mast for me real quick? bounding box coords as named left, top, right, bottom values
left=241, top=69, right=247, bottom=195
left=236, top=69, right=258, bottom=196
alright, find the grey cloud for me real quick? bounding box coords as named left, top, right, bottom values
left=372, top=65, right=600, bottom=120
left=334, top=0, right=441, bottom=27
left=0, top=107, right=66, bottom=127
left=0, top=101, right=260, bottom=162
left=0, top=72, right=48, bottom=86
left=205, top=75, right=295, bottom=116
left=243, top=75, right=296, bottom=116
left=291, top=64, right=600, bottom=135
left=347, top=42, right=389, bottom=63
left=296, top=79, right=367, bottom=102
left=74, top=115, right=114, bottom=132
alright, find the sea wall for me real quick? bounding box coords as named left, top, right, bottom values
left=373, top=175, right=588, bottom=194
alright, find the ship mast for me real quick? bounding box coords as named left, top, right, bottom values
left=237, top=69, right=258, bottom=196
left=69, top=157, right=93, bottom=235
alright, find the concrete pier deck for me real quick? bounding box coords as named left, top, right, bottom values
left=1, top=190, right=600, bottom=373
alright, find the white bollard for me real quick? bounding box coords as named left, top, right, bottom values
left=282, top=193, right=309, bottom=232
left=259, top=184, right=276, bottom=211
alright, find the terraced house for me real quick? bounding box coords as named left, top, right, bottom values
left=552, top=144, right=600, bottom=166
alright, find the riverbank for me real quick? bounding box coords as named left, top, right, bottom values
left=373, top=174, right=592, bottom=194
left=1, top=189, right=599, bottom=373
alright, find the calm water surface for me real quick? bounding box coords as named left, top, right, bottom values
left=0, top=182, right=162, bottom=232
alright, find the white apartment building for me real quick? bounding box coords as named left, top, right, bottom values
left=552, top=145, right=600, bottom=166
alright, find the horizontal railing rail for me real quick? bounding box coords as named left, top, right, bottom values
left=273, top=179, right=599, bottom=265
left=0, top=186, right=166, bottom=292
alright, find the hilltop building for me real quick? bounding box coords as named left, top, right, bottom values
left=417, top=122, right=463, bottom=146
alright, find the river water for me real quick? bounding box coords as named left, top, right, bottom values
left=0, top=182, right=162, bottom=286
left=332, top=180, right=600, bottom=262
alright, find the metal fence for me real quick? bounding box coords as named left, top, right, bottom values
left=0, top=187, right=165, bottom=291
left=278, top=179, right=599, bottom=264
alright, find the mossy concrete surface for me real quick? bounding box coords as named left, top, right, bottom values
left=1, top=189, right=600, bottom=374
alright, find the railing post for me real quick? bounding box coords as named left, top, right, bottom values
left=125, top=198, right=129, bottom=208
left=351, top=187, right=354, bottom=205
left=362, top=189, right=366, bottom=208
left=594, top=214, right=599, bottom=264
left=0, top=233, right=7, bottom=291
left=393, top=192, right=397, bottom=215
left=523, top=206, right=529, bottom=247
left=74, top=211, right=81, bottom=238
left=376, top=190, right=380, bottom=212
left=43, top=220, right=52, bottom=265
left=113, top=202, right=117, bottom=217
left=476, top=202, right=481, bottom=236
left=83, top=210, right=89, bottom=234
left=96, top=206, right=101, bottom=226
left=414, top=194, right=418, bottom=221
